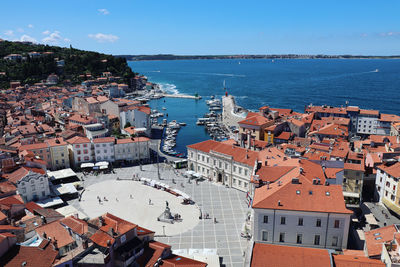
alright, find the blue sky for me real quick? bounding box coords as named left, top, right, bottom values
left=1, top=0, right=400, bottom=55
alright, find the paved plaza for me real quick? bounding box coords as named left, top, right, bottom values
left=69, top=163, right=250, bottom=267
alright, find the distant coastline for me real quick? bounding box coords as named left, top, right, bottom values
left=117, top=54, right=400, bottom=61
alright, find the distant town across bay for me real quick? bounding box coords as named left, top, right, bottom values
left=117, top=54, right=400, bottom=61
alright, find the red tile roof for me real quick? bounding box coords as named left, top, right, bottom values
left=2, top=240, right=58, bottom=267
left=255, top=166, right=296, bottom=183
left=93, top=137, right=115, bottom=143
left=364, top=224, right=397, bottom=257
left=66, top=136, right=91, bottom=144
left=333, top=254, right=385, bottom=267
left=239, top=114, right=271, bottom=127
left=253, top=175, right=352, bottom=214
left=60, top=216, right=88, bottom=236
left=35, top=220, right=75, bottom=248
left=377, top=162, right=400, bottom=178
left=251, top=243, right=331, bottom=267
left=188, top=140, right=258, bottom=167
left=5, top=167, right=45, bottom=184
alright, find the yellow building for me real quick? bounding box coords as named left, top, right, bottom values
left=46, top=137, right=70, bottom=170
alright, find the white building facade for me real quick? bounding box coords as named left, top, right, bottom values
left=93, top=137, right=115, bottom=163
left=114, top=137, right=150, bottom=163
left=187, top=140, right=257, bottom=192
left=17, top=171, right=51, bottom=202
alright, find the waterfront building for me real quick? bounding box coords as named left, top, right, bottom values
left=238, top=113, right=273, bottom=141
left=119, top=105, right=151, bottom=135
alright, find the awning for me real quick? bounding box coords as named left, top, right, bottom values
left=185, top=170, right=195, bottom=176
left=36, top=197, right=64, bottom=208
left=382, top=197, right=400, bottom=216
left=192, top=173, right=201, bottom=178
left=95, top=161, right=109, bottom=167
left=364, top=214, right=378, bottom=225
left=47, top=168, right=77, bottom=180
left=54, top=183, right=78, bottom=195
left=81, top=163, right=94, bottom=168
left=343, top=191, right=360, bottom=198
left=99, top=165, right=108, bottom=169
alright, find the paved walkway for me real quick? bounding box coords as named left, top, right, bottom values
left=69, top=163, right=250, bottom=267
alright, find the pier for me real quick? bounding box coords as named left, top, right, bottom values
left=162, top=93, right=201, bottom=99
left=222, top=95, right=247, bottom=129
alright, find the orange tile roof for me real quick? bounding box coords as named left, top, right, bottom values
left=161, top=254, right=207, bottom=267
left=45, top=137, right=67, bottom=147
left=93, top=137, right=115, bottom=143
left=364, top=224, right=397, bottom=257
left=116, top=137, right=149, bottom=144
left=360, top=109, right=379, bottom=116
left=333, top=254, right=385, bottom=267
left=251, top=243, right=331, bottom=267
left=188, top=140, right=258, bottom=167
left=35, top=220, right=74, bottom=248
left=2, top=240, right=58, bottom=267
left=19, top=142, right=48, bottom=151
left=5, top=167, right=45, bottom=184
left=253, top=175, right=352, bottom=214
left=66, top=136, right=91, bottom=144
left=377, top=162, right=400, bottom=178
left=60, top=216, right=88, bottom=236
left=239, top=114, right=271, bottom=127
left=255, top=166, right=297, bottom=183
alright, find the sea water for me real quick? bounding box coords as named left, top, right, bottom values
left=128, top=59, right=400, bottom=154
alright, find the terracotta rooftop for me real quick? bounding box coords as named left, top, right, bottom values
left=364, top=224, right=397, bottom=257
left=251, top=243, right=331, bottom=267
left=35, top=220, right=75, bottom=248
left=333, top=254, right=385, bottom=267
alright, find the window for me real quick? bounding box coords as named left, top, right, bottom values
left=76, top=145, right=80, bottom=148
left=238, top=180, right=242, bottom=186
left=219, top=161, right=222, bottom=168
left=233, top=179, right=236, bottom=184
left=263, top=216, right=268, bottom=224
left=355, top=180, right=359, bottom=185
left=225, top=163, right=228, bottom=169
left=280, top=217, right=286, bottom=225
left=83, top=144, right=87, bottom=148
left=96, top=144, right=100, bottom=147
left=343, top=178, right=347, bottom=183
left=102, top=144, right=106, bottom=147
left=191, top=152, right=193, bottom=158
left=391, top=194, right=396, bottom=201
left=298, top=218, right=303, bottom=226
left=245, top=169, right=248, bottom=176
left=234, top=166, right=237, bottom=172
left=334, top=220, right=340, bottom=228
left=244, top=182, right=248, bottom=188
left=297, top=234, right=302, bottom=244
left=42, top=191, right=46, bottom=197
left=78, top=157, right=81, bottom=162
left=202, top=155, right=205, bottom=161
left=332, top=236, right=338, bottom=247
left=314, top=235, right=320, bottom=245
left=279, top=233, right=285, bottom=242
left=207, top=157, right=209, bottom=163
left=21, top=188, right=26, bottom=193
left=239, top=167, right=242, bottom=174
left=62, top=159, right=65, bottom=164
left=77, top=150, right=81, bottom=155
left=316, top=219, right=321, bottom=227
left=96, top=150, right=100, bottom=154
left=262, top=231, right=268, bottom=241
left=104, top=149, right=107, bottom=153
left=61, top=153, right=64, bottom=157
left=84, top=149, right=88, bottom=154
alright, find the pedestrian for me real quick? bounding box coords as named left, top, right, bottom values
left=149, top=199, right=151, bottom=205
left=214, top=217, right=217, bottom=224
left=116, top=198, right=119, bottom=202
left=130, top=194, right=133, bottom=199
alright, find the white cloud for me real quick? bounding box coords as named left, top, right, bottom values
left=380, top=31, right=400, bottom=37
left=88, top=33, right=119, bottom=43
left=19, top=34, right=37, bottom=43
left=41, top=31, right=70, bottom=44
left=4, top=30, right=14, bottom=37
left=98, top=8, right=110, bottom=15
left=17, top=28, right=24, bottom=33
left=28, top=24, right=34, bottom=28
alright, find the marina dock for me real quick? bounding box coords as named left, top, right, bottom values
left=162, top=93, right=201, bottom=99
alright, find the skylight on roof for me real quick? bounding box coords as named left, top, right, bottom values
left=375, top=237, right=382, bottom=240
left=296, top=190, right=300, bottom=195
left=176, top=257, right=181, bottom=261
left=373, top=233, right=381, bottom=236
left=325, top=191, right=330, bottom=196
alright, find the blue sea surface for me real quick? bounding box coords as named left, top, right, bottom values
left=128, top=59, right=400, bottom=154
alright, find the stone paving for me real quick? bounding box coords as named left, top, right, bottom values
left=69, top=163, right=250, bottom=267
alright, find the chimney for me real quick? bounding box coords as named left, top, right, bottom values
left=278, top=200, right=282, bottom=206
left=43, top=231, right=47, bottom=239
left=99, top=216, right=105, bottom=226
left=267, top=181, right=270, bottom=189
left=299, top=167, right=304, bottom=174
left=107, top=240, right=111, bottom=247
left=53, top=238, right=58, bottom=250
left=83, top=239, right=88, bottom=249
